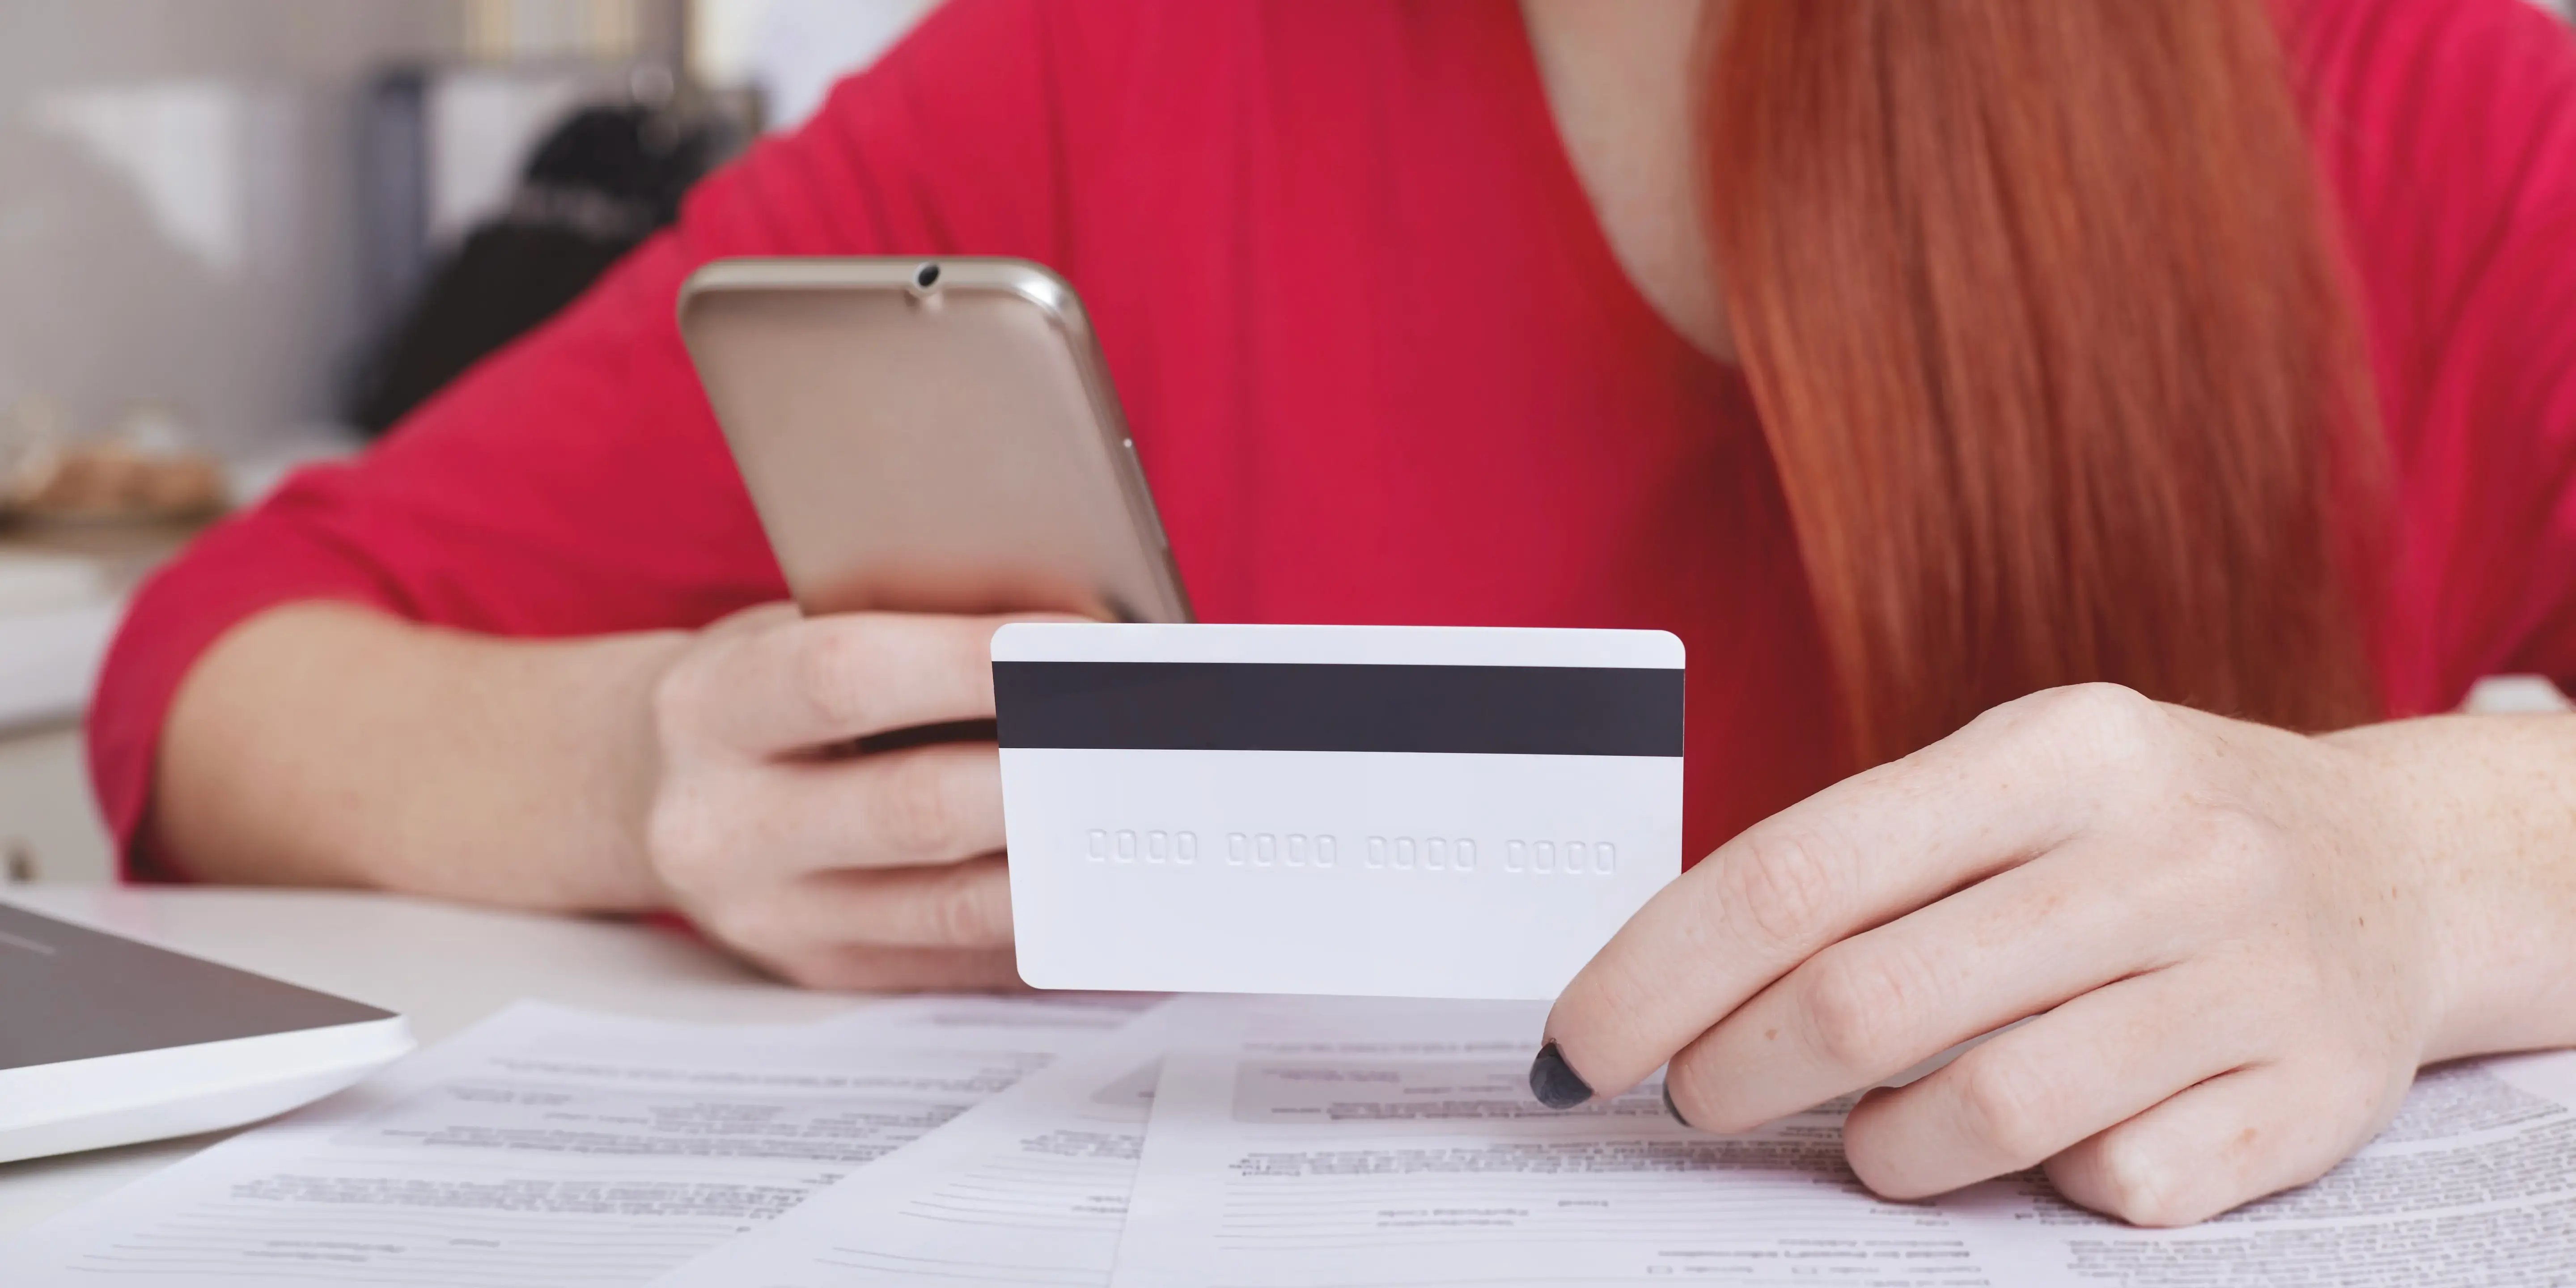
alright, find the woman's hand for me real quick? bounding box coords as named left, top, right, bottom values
left=644, top=604, right=1039, bottom=992
left=1538, top=682, right=2569, bottom=1227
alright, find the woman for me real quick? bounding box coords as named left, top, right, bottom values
left=94, top=0, right=2576, bottom=1226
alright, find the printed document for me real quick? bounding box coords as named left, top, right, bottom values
left=1112, top=998, right=2576, bottom=1288
left=649, top=996, right=1554, bottom=1288
left=653, top=1000, right=1195, bottom=1288
left=0, top=996, right=1149, bottom=1287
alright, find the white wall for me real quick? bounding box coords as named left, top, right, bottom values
left=0, top=1, right=476, bottom=457
left=689, top=0, right=937, bottom=132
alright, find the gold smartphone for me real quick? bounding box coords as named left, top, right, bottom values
left=678, top=257, right=1192, bottom=623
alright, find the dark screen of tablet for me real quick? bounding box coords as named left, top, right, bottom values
left=0, top=902, right=394, bottom=1071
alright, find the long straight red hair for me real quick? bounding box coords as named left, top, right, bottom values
left=1702, top=0, right=2386, bottom=768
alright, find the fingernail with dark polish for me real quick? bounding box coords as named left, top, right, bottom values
left=1661, top=1079, right=1692, bottom=1128
left=1529, top=1041, right=1593, bottom=1109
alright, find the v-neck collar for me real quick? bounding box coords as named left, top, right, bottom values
left=1490, top=0, right=1739, bottom=380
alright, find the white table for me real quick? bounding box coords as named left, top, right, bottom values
left=0, top=885, right=869, bottom=1238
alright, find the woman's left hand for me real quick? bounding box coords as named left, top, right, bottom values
left=1540, top=682, right=2568, bottom=1227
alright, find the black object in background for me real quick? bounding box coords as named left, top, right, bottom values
left=349, top=103, right=733, bottom=436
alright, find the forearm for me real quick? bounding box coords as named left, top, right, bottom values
left=2326, top=712, right=2576, bottom=1061
left=153, top=602, right=691, bottom=911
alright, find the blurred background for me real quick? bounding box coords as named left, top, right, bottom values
left=0, top=0, right=939, bottom=883
left=0, top=0, right=2568, bottom=887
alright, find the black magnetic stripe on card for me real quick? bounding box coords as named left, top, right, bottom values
left=992, top=661, right=1684, bottom=757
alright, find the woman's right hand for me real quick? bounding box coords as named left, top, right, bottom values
left=643, top=603, right=1039, bottom=991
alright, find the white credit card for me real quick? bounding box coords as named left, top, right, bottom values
left=994, top=623, right=1684, bottom=1000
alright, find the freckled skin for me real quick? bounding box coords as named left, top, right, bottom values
left=1546, top=687, right=2576, bottom=1227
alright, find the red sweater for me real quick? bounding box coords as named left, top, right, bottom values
left=91, top=0, right=2576, bottom=875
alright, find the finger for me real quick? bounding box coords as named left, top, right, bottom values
left=1549, top=684, right=2169, bottom=1097
left=774, top=740, right=1007, bottom=871
left=703, top=856, right=1015, bottom=959
left=2042, top=1060, right=2394, bottom=1227
left=763, top=943, right=1028, bottom=993
left=1833, top=961, right=2261, bottom=1199
left=1667, top=840, right=2180, bottom=1131
left=697, top=600, right=802, bottom=640
left=680, top=612, right=1039, bottom=754
left=658, top=741, right=1005, bottom=882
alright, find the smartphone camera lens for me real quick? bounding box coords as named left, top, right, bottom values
left=913, top=262, right=941, bottom=289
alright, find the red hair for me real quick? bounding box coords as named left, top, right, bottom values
left=1703, top=0, right=2386, bottom=768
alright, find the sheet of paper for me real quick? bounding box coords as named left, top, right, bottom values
left=648, top=996, right=1544, bottom=1288
left=1112, top=998, right=2576, bottom=1288
left=0, top=996, right=1153, bottom=1287
left=651, top=999, right=1200, bottom=1288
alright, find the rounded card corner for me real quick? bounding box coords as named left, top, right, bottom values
left=1011, top=956, right=1061, bottom=991
left=989, top=622, right=1042, bottom=661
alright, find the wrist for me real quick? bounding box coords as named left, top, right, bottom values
left=598, top=628, right=700, bottom=909
left=2321, top=714, right=2576, bottom=1062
